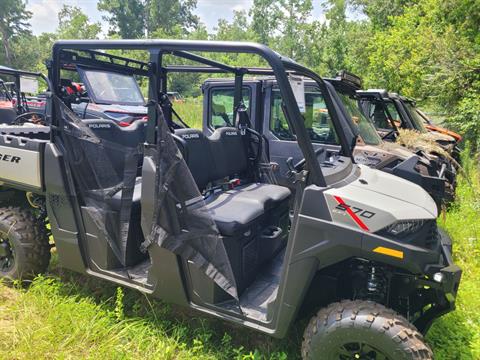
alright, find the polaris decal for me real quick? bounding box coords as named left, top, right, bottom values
left=181, top=133, right=200, bottom=139
left=88, top=123, right=111, bottom=129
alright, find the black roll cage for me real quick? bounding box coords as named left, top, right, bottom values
left=0, top=65, right=50, bottom=114
left=49, top=39, right=357, bottom=187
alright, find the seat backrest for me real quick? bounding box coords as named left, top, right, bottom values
left=208, top=127, right=248, bottom=180
left=83, top=119, right=146, bottom=147
left=174, top=128, right=214, bottom=190
left=373, top=105, right=389, bottom=129
left=82, top=119, right=146, bottom=177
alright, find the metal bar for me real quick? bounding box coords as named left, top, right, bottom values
left=170, top=50, right=236, bottom=73
left=60, top=50, right=150, bottom=76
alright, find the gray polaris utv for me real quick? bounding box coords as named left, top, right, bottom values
left=0, top=40, right=461, bottom=360
left=200, top=72, right=448, bottom=209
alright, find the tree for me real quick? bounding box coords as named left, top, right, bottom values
left=0, top=0, right=32, bottom=65
left=99, top=0, right=199, bottom=38
left=98, top=0, right=145, bottom=38
left=351, top=0, right=414, bottom=28
left=215, top=11, right=253, bottom=42
left=57, top=6, right=102, bottom=40
left=146, top=0, right=199, bottom=36
left=278, top=0, right=313, bottom=59
left=249, top=0, right=282, bottom=45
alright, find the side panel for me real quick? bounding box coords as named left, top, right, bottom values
left=140, top=148, right=189, bottom=305
left=0, top=136, right=46, bottom=191
left=44, top=143, right=86, bottom=273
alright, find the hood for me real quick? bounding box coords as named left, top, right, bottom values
left=324, top=165, right=437, bottom=233
left=378, top=141, right=414, bottom=159
left=351, top=165, right=437, bottom=216
left=429, top=131, right=455, bottom=143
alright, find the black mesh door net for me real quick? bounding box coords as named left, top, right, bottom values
left=143, top=105, right=238, bottom=299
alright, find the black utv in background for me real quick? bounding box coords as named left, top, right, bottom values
left=0, top=40, right=461, bottom=360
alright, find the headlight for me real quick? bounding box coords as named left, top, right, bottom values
left=383, top=219, right=425, bottom=236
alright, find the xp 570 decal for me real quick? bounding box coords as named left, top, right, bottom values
left=332, top=195, right=374, bottom=231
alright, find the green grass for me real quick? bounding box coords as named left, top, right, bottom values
left=1, top=150, right=480, bottom=359
left=426, top=147, right=480, bottom=359
left=173, top=98, right=203, bottom=129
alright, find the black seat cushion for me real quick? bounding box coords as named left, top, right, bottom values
left=0, top=107, right=17, bottom=125
left=204, top=183, right=291, bottom=236
left=204, top=191, right=264, bottom=236
left=228, top=183, right=291, bottom=210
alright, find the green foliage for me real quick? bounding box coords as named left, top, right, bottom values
left=98, top=0, right=199, bottom=39
left=0, top=0, right=32, bottom=65
left=249, top=0, right=282, bottom=44
left=57, top=5, right=102, bottom=40
left=362, top=0, right=480, bottom=145
left=351, top=0, right=414, bottom=28
left=98, top=0, right=147, bottom=38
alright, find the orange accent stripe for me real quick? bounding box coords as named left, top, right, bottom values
left=373, top=246, right=404, bottom=259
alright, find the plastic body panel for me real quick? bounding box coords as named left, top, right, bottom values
left=44, top=143, right=86, bottom=273
left=0, top=135, right=47, bottom=192
left=140, top=146, right=189, bottom=306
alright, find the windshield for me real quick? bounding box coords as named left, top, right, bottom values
left=403, top=102, right=427, bottom=133
left=337, top=93, right=382, bottom=146
left=270, top=85, right=340, bottom=145
left=81, top=69, right=145, bottom=106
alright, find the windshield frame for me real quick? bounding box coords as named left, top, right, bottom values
left=336, top=92, right=382, bottom=146
left=402, top=100, right=428, bottom=133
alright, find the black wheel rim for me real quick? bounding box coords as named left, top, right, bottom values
left=337, top=342, right=390, bottom=360
left=0, top=233, right=14, bottom=273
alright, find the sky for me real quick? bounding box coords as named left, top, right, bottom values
left=27, top=0, right=329, bottom=35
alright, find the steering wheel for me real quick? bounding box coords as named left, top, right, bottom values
left=286, top=147, right=326, bottom=173
left=12, top=112, right=46, bottom=125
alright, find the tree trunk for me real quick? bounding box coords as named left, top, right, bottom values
left=0, top=26, right=12, bottom=66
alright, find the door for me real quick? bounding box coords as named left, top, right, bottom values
left=263, top=85, right=341, bottom=186
left=202, top=81, right=256, bottom=135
